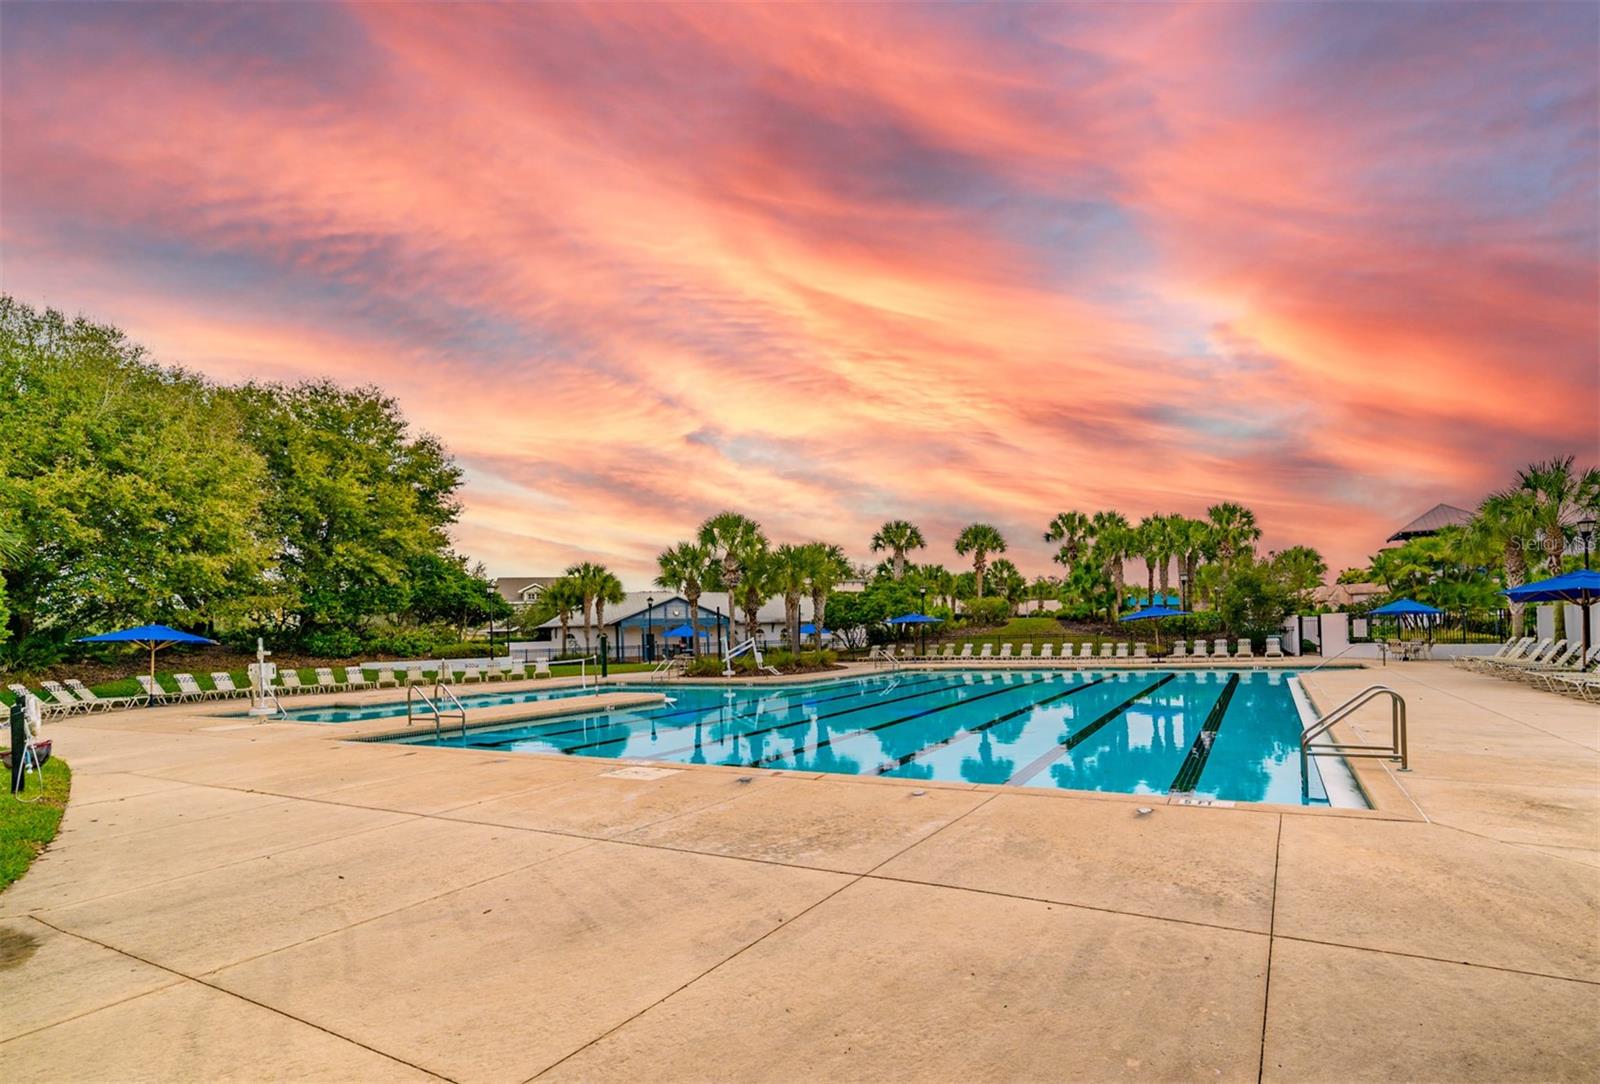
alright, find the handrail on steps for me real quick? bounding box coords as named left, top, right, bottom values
left=408, top=679, right=468, bottom=742
left=1300, top=683, right=1408, bottom=779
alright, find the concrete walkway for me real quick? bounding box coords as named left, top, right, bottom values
left=0, top=663, right=1594, bottom=1082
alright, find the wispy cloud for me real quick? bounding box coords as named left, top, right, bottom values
left=3, top=1, right=1594, bottom=580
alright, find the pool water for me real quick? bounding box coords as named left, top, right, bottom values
left=386, top=669, right=1346, bottom=806
left=262, top=683, right=616, bottom=723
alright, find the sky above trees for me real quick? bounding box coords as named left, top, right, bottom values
left=3, top=1, right=1595, bottom=581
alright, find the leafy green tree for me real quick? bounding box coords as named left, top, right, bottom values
left=1170, top=515, right=1212, bottom=612
left=870, top=520, right=926, bottom=581
left=986, top=558, right=1026, bottom=605
left=405, top=553, right=512, bottom=636
left=954, top=523, right=1006, bottom=597
left=0, top=298, right=266, bottom=663
left=1214, top=556, right=1298, bottom=642
left=1470, top=488, right=1540, bottom=637
left=230, top=379, right=461, bottom=640
left=655, top=541, right=716, bottom=653
left=564, top=561, right=619, bottom=649
left=1268, top=545, right=1328, bottom=603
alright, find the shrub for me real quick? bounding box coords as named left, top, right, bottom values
left=300, top=628, right=365, bottom=658
left=963, top=597, right=1011, bottom=626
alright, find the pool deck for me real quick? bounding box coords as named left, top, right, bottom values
left=1, top=662, right=1594, bottom=1082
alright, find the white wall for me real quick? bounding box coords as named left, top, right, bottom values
left=1319, top=612, right=1350, bottom=656
left=1536, top=604, right=1556, bottom=641
left=1281, top=617, right=1301, bottom=656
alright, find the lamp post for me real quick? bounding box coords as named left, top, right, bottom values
left=1579, top=517, right=1596, bottom=664
left=646, top=595, right=655, bottom=664
left=919, top=587, right=928, bottom=656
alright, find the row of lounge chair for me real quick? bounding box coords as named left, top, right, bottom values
left=878, top=637, right=1284, bottom=664
left=7, top=660, right=548, bottom=715
left=1453, top=637, right=1600, bottom=701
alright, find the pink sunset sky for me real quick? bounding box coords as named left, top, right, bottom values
left=3, top=1, right=1596, bottom=584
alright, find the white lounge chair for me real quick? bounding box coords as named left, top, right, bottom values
left=958, top=644, right=974, bottom=659
left=1212, top=638, right=1229, bottom=657
left=1171, top=640, right=1188, bottom=658
left=998, top=644, right=1013, bottom=659
left=66, top=678, right=138, bottom=710
left=459, top=664, right=482, bottom=683
left=376, top=666, right=399, bottom=688
left=939, top=645, right=955, bottom=660
left=38, top=680, right=92, bottom=714
left=1018, top=643, right=1034, bottom=659
left=278, top=669, right=306, bottom=694
left=1133, top=643, right=1149, bottom=660
left=1468, top=639, right=1545, bottom=670
left=1456, top=637, right=1531, bottom=669
left=1264, top=637, right=1283, bottom=659
left=209, top=673, right=245, bottom=698
left=343, top=666, right=372, bottom=690
left=978, top=644, right=994, bottom=659
left=1192, top=640, right=1208, bottom=658
left=1038, top=643, right=1055, bottom=660
left=1098, top=643, right=1113, bottom=658
left=1237, top=640, right=1254, bottom=659
left=1484, top=640, right=1562, bottom=673
left=172, top=673, right=211, bottom=701
left=135, top=675, right=169, bottom=703
left=1115, top=642, right=1130, bottom=658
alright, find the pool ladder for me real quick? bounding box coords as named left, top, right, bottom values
left=408, top=680, right=468, bottom=741
left=1299, top=684, right=1409, bottom=786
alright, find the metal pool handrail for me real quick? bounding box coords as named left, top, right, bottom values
left=408, top=681, right=468, bottom=741
left=1300, top=683, right=1408, bottom=791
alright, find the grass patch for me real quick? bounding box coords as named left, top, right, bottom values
left=0, top=756, right=71, bottom=892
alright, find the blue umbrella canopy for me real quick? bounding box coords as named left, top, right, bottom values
left=77, top=624, right=217, bottom=645
left=76, top=624, right=219, bottom=682
left=1368, top=598, right=1443, bottom=617
left=1502, top=569, right=1600, bottom=604
left=1118, top=605, right=1190, bottom=621
left=887, top=613, right=942, bottom=624
left=799, top=623, right=831, bottom=636
left=660, top=624, right=698, bottom=638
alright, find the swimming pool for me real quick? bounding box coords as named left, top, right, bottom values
left=259, top=683, right=617, bottom=723
left=384, top=669, right=1354, bottom=806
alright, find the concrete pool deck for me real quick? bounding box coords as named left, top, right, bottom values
left=0, top=662, right=1594, bottom=1082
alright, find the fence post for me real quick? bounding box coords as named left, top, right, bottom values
left=598, top=633, right=609, bottom=678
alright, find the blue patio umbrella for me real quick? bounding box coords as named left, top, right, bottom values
left=799, top=623, right=830, bottom=636
left=76, top=624, right=218, bottom=682
left=1367, top=598, right=1443, bottom=617
left=1504, top=569, right=1600, bottom=660
left=661, top=624, right=698, bottom=639
left=886, top=613, right=942, bottom=624
left=1118, top=604, right=1190, bottom=650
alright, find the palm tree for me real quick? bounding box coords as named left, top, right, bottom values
left=1471, top=489, right=1540, bottom=637
left=544, top=577, right=584, bottom=654
left=954, top=523, right=1006, bottom=597
left=655, top=541, right=716, bottom=654
left=1135, top=515, right=1166, bottom=605
left=1044, top=511, right=1093, bottom=575
left=1090, top=511, right=1131, bottom=618
left=870, top=520, right=926, bottom=581
left=590, top=569, right=626, bottom=650
left=987, top=558, right=1026, bottom=605
left=802, top=542, right=850, bottom=651
left=1205, top=503, right=1261, bottom=567
left=1171, top=515, right=1211, bottom=612
left=769, top=544, right=811, bottom=652
left=564, top=561, right=609, bottom=650
left=1515, top=456, right=1600, bottom=639
left=698, top=511, right=766, bottom=638
left=737, top=542, right=775, bottom=643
